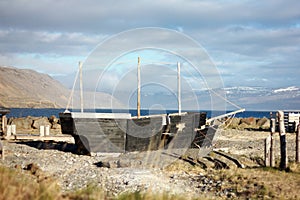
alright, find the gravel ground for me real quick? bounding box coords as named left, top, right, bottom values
left=0, top=128, right=298, bottom=199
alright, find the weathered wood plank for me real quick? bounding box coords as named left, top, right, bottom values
left=265, top=135, right=271, bottom=167
left=278, top=110, right=288, bottom=170
left=126, top=116, right=163, bottom=151
left=5, top=134, right=75, bottom=143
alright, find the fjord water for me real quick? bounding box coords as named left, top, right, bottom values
left=7, top=108, right=274, bottom=119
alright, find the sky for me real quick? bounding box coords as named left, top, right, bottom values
left=0, top=0, right=300, bottom=90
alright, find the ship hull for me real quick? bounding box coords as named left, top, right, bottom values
left=59, top=112, right=216, bottom=154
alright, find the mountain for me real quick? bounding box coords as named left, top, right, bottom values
left=223, top=86, right=300, bottom=110
left=54, top=70, right=300, bottom=111
left=118, top=86, right=300, bottom=111
left=0, top=66, right=70, bottom=108
left=0, top=66, right=124, bottom=109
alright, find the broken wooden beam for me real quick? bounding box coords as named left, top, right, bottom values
left=4, top=134, right=75, bottom=143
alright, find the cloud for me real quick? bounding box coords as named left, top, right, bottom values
left=0, top=0, right=299, bottom=89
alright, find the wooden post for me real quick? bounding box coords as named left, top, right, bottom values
left=278, top=110, right=288, bottom=170
left=45, top=125, right=50, bottom=136
left=6, top=125, right=11, bottom=137
left=79, top=61, right=84, bottom=113
left=0, top=141, right=4, bottom=160
left=177, top=62, right=181, bottom=115
left=270, top=118, right=276, bottom=167
left=1, top=115, right=7, bottom=134
left=264, top=135, right=271, bottom=167
left=11, top=124, right=16, bottom=135
left=137, top=57, right=141, bottom=118
left=40, top=126, right=45, bottom=137
left=296, top=118, right=300, bottom=163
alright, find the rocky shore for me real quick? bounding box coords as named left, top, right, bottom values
left=6, top=116, right=271, bottom=135
left=1, top=128, right=299, bottom=199
left=221, top=117, right=270, bottom=131
left=7, top=115, right=61, bottom=134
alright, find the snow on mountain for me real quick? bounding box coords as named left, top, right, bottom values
left=222, top=86, right=300, bottom=110
left=273, top=86, right=299, bottom=93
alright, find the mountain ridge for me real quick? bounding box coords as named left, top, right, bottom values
left=0, top=66, right=69, bottom=108
left=0, top=66, right=124, bottom=109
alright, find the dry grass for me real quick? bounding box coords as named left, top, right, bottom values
left=117, top=191, right=188, bottom=200
left=1, top=162, right=300, bottom=200
left=0, top=165, right=62, bottom=200
left=165, top=159, right=300, bottom=200
left=210, top=163, right=300, bottom=200
left=0, top=165, right=190, bottom=200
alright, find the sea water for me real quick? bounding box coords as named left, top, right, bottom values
left=6, top=108, right=275, bottom=119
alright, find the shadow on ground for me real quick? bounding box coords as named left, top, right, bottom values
left=16, top=141, right=78, bottom=154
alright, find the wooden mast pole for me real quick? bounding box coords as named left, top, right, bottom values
left=177, top=62, right=181, bottom=115
left=79, top=61, right=84, bottom=113
left=137, top=57, right=141, bottom=118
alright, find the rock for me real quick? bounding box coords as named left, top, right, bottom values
left=225, top=118, right=241, bottom=129
left=237, top=122, right=249, bottom=130
left=257, top=117, right=270, bottom=130
left=256, top=117, right=267, bottom=126
left=261, top=121, right=270, bottom=130
left=32, top=117, right=51, bottom=129
left=51, top=123, right=61, bottom=129
left=240, top=117, right=256, bottom=126
left=10, top=117, right=34, bottom=130
left=49, top=115, right=59, bottom=124
left=117, top=159, right=131, bottom=168
left=96, top=161, right=110, bottom=168
left=25, top=163, right=40, bottom=173
left=239, top=117, right=260, bottom=130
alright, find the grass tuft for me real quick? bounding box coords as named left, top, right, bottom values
left=0, top=165, right=62, bottom=200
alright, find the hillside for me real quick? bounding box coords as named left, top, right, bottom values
left=0, top=66, right=124, bottom=109
left=0, top=66, right=70, bottom=108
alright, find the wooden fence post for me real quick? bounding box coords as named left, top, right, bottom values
left=278, top=111, right=288, bottom=170
left=40, top=126, right=45, bottom=137
left=296, top=120, right=300, bottom=163
left=6, top=125, right=11, bottom=137
left=45, top=125, right=50, bottom=136
left=11, top=124, right=16, bottom=135
left=0, top=141, right=4, bottom=160
left=265, top=135, right=271, bottom=166
left=2, top=115, right=7, bottom=134
left=270, top=118, right=276, bottom=167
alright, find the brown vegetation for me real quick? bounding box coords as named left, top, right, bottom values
left=1, top=162, right=300, bottom=200
left=1, top=129, right=300, bottom=199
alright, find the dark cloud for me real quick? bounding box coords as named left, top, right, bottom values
left=1, top=0, right=299, bottom=32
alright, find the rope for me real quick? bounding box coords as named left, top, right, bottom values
left=64, top=65, right=80, bottom=112
left=208, top=88, right=243, bottom=110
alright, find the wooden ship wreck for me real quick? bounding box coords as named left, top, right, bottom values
left=59, top=59, right=244, bottom=154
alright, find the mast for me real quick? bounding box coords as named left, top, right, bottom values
left=79, top=61, right=84, bottom=113
left=64, top=62, right=80, bottom=113
left=177, top=62, right=181, bottom=115
left=137, top=57, right=141, bottom=118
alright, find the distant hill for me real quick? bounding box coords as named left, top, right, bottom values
left=0, top=66, right=70, bottom=108
left=0, top=66, right=124, bottom=109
